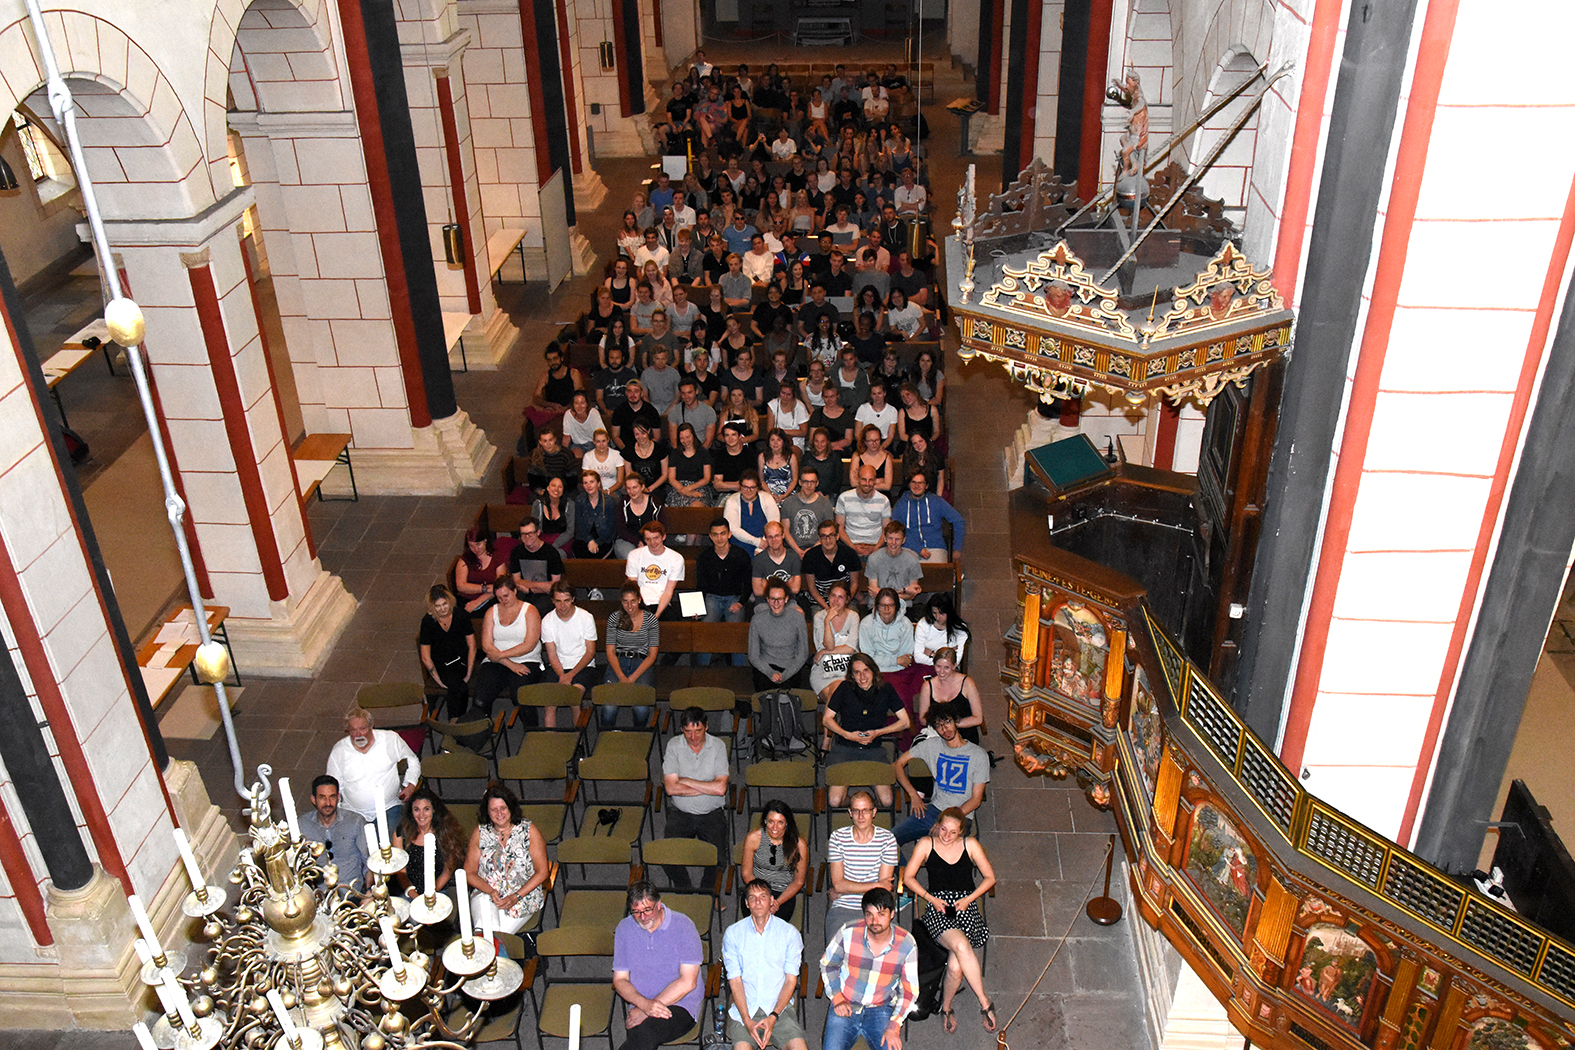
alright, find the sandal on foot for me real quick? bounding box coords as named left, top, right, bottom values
left=941, top=1008, right=957, bottom=1034
left=981, top=1003, right=997, bottom=1032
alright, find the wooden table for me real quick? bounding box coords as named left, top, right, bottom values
left=138, top=604, right=239, bottom=708
left=442, top=310, right=471, bottom=373
left=41, top=348, right=96, bottom=427
left=293, top=432, right=357, bottom=501
left=486, top=227, right=528, bottom=285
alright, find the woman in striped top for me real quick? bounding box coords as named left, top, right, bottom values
left=600, top=583, right=660, bottom=726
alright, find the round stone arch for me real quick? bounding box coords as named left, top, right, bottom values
left=0, top=12, right=212, bottom=220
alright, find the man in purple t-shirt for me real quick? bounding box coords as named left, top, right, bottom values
left=613, top=882, right=705, bottom=1050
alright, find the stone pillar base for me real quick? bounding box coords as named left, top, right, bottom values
left=456, top=306, right=520, bottom=371
left=334, top=411, right=497, bottom=496
left=568, top=231, right=599, bottom=277
left=574, top=169, right=610, bottom=213
left=224, top=569, right=357, bottom=676
left=1159, top=965, right=1242, bottom=1050
left=594, top=121, right=658, bottom=157
left=40, top=868, right=147, bottom=1028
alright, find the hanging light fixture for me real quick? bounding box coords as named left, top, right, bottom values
left=441, top=222, right=464, bottom=266
left=0, top=156, right=19, bottom=191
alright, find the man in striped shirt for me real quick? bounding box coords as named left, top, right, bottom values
left=819, top=887, right=918, bottom=1050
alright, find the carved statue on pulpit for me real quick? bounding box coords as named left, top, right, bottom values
left=1109, top=70, right=1149, bottom=178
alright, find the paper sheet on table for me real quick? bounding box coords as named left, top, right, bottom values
left=141, top=666, right=185, bottom=704
left=156, top=620, right=199, bottom=645
left=677, top=591, right=706, bottom=618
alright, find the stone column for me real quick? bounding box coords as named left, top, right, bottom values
left=400, top=18, right=522, bottom=369
left=229, top=113, right=495, bottom=493
left=106, top=189, right=357, bottom=674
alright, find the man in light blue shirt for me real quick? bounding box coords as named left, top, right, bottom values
left=723, top=879, right=807, bottom=1050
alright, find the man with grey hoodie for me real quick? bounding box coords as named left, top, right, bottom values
left=749, top=580, right=810, bottom=692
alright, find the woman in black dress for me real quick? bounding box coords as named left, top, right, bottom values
left=902, top=807, right=998, bottom=1033
left=419, top=585, right=475, bottom=718
left=393, top=786, right=467, bottom=902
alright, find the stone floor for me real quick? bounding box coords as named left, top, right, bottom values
left=17, top=42, right=1156, bottom=1050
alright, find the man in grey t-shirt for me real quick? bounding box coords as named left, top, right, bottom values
left=891, top=705, right=989, bottom=845
left=662, top=708, right=730, bottom=890
left=780, top=466, right=835, bottom=556
left=863, top=520, right=922, bottom=608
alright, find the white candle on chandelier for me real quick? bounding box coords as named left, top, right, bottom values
left=380, top=916, right=404, bottom=977
left=422, top=832, right=435, bottom=900
left=279, top=777, right=301, bottom=841
left=158, top=971, right=197, bottom=1031
left=133, top=1022, right=158, bottom=1050
left=266, top=989, right=299, bottom=1039
left=374, top=803, right=390, bottom=853
left=481, top=898, right=495, bottom=947
left=364, top=823, right=379, bottom=862
left=568, top=1003, right=582, bottom=1050
left=172, top=828, right=204, bottom=890
left=455, top=869, right=474, bottom=946
left=128, top=894, right=163, bottom=958
left=133, top=938, right=156, bottom=970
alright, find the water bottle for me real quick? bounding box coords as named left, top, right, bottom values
left=712, top=1002, right=726, bottom=1047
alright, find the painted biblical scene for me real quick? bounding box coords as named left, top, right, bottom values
left=1291, top=923, right=1379, bottom=1032
left=1048, top=599, right=1109, bottom=710
left=1184, top=802, right=1257, bottom=937
left=1128, top=665, right=1162, bottom=799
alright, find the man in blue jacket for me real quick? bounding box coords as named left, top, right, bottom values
left=890, top=470, right=965, bottom=563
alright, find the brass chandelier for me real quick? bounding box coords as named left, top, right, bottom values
left=131, top=767, right=523, bottom=1050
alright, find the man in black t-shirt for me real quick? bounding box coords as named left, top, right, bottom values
left=797, top=282, right=841, bottom=340
left=695, top=518, right=754, bottom=666
left=800, top=519, right=863, bottom=614
left=751, top=284, right=795, bottom=340
left=509, top=520, right=564, bottom=614
left=610, top=380, right=664, bottom=450
left=821, top=251, right=854, bottom=298
left=711, top=422, right=755, bottom=495
left=593, top=345, right=638, bottom=414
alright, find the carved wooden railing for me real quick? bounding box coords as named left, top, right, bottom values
left=1004, top=548, right=1575, bottom=1050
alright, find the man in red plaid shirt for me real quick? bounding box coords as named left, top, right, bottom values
left=819, top=888, right=919, bottom=1050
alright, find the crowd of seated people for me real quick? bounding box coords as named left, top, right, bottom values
left=311, top=49, right=1012, bottom=1047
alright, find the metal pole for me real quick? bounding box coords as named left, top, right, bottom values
left=23, top=0, right=248, bottom=801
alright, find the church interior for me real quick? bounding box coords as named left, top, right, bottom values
left=0, top=0, right=1573, bottom=1047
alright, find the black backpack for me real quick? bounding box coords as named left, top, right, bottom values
left=753, top=690, right=809, bottom=760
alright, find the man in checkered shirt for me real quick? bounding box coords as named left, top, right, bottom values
left=819, top=888, right=919, bottom=1050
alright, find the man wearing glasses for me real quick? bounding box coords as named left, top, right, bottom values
left=613, top=882, right=704, bottom=1050
left=748, top=581, right=810, bottom=692
left=820, top=888, right=917, bottom=1050
left=297, top=775, right=369, bottom=888
left=824, top=790, right=897, bottom=940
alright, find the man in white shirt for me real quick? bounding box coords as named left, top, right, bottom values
left=626, top=520, right=685, bottom=618
left=671, top=190, right=697, bottom=231
left=324, top=706, right=421, bottom=831
left=541, top=580, right=600, bottom=717
left=633, top=228, right=670, bottom=274
left=743, top=234, right=777, bottom=286
left=894, top=169, right=927, bottom=215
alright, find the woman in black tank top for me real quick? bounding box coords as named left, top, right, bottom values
left=902, top=808, right=998, bottom=1033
